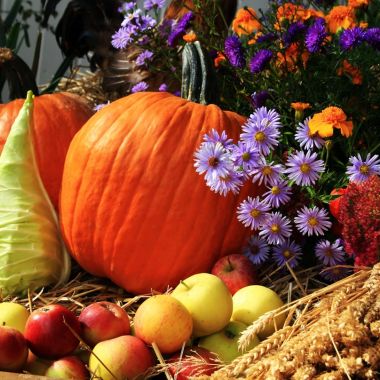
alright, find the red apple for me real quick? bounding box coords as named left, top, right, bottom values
left=211, top=254, right=258, bottom=295
left=89, top=335, right=155, bottom=380
left=45, top=356, right=89, bottom=380
left=24, top=304, right=82, bottom=359
left=329, top=187, right=347, bottom=220
left=0, top=325, right=29, bottom=372
left=78, top=301, right=130, bottom=346
left=168, top=347, right=220, bottom=379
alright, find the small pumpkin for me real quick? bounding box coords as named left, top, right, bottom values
left=60, top=43, right=261, bottom=294
left=0, top=92, right=93, bottom=210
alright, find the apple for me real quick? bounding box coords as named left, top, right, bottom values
left=24, top=304, right=82, bottom=359
left=168, top=346, right=220, bottom=379
left=78, top=301, right=130, bottom=346
left=171, top=273, right=233, bottom=337
left=0, top=302, right=30, bottom=333
left=198, top=321, right=260, bottom=363
left=24, top=351, right=52, bottom=376
left=211, top=254, right=258, bottom=295
left=133, top=294, right=193, bottom=354
left=89, top=335, right=155, bottom=380
left=45, top=356, right=89, bottom=379
left=0, top=325, right=29, bottom=372
left=231, top=285, right=286, bottom=339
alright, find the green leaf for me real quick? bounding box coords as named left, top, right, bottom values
left=0, top=91, right=71, bottom=295
left=3, top=0, right=23, bottom=34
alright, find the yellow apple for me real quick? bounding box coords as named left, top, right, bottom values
left=198, top=320, right=260, bottom=363
left=0, top=302, right=30, bottom=333
left=171, top=273, right=233, bottom=337
left=133, top=294, right=193, bottom=354
left=231, top=285, right=286, bottom=339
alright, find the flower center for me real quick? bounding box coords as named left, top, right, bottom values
left=250, top=209, right=261, bottom=218
left=262, top=166, right=273, bottom=176
left=271, top=224, right=279, bottom=233
left=359, top=164, right=369, bottom=174
left=255, top=131, right=266, bottom=142
left=208, top=156, right=219, bottom=167
left=300, top=163, right=311, bottom=173
left=271, top=185, right=280, bottom=195
left=250, top=245, right=259, bottom=255
left=242, top=152, right=251, bottom=161
left=325, top=248, right=333, bottom=257
left=283, top=249, right=292, bottom=258
left=308, top=217, right=319, bottom=226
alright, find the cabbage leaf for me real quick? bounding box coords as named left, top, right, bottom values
left=0, top=91, right=71, bottom=295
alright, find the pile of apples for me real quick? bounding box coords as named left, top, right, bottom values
left=0, top=254, right=285, bottom=379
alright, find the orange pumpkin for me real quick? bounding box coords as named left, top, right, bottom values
left=60, top=43, right=261, bottom=294
left=0, top=92, right=93, bottom=210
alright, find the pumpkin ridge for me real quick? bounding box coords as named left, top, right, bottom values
left=88, top=93, right=177, bottom=277
left=107, top=95, right=191, bottom=282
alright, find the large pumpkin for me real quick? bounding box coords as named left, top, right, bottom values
left=60, top=43, right=261, bottom=294
left=0, top=92, right=93, bottom=209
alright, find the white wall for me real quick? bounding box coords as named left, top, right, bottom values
left=2, top=0, right=268, bottom=88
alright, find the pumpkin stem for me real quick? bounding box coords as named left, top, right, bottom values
left=181, top=41, right=219, bottom=105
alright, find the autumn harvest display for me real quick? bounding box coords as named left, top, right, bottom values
left=0, top=0, right=379, bottom=379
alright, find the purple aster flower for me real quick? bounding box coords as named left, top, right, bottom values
left=250, top=157, right=284, bottom=186
left=194, top=142, right=232, bottom=183
left=250, top=91, right=270, bottom=109
left=246, top=107, right=283, bottom=129
left=249, top=49, right=273, bottom=74
left=294, top=206, right=332, bottom=236
left=237, top=196, right=271, bottom=230
left=138, top=14, right=157, bottom=30
left=243, top=235, right=270, bottom=265
left=118, top=2, right=136, bottom=13
left=135, top=50, right=154, bottom=66
left=320, top=266, right=352, bottom=283
left=230, top=141, right=260, bottom=175
left=364, top=27, right=380, bottom=50
left=256, top=32, right=276, bottom=44
left=295, top=117, right=325, bottom=150
left=272, top=240, right=302, bottom=268
left=111, top=26, right=135, bottom=49
left=346, top=153, right=380, bottom=183
left=144, top=0, right=165, bottom=11
left=207, top=170, right=244, bottom=196
left=131, top=81, right=149, bottom=93
left=315, top=239, right=345, bottom=266
left=168, top=12, right=194, bottom=47
left=121, top=9, right=142, bottom=27
left=224, top=35, right=246, bottom=69
left=262, top=180, right=292, bottom=208
left=240, top=122, right=280, bottom=156
left=202, top=129, right=233, bottom=148
left=339, top=27, right=366, bottom=51
left=305, top=18, right=327, bottom=53
left=285, top=150, right=325, bottom=186
left=283, top=21, right=307, bottom=46
left=93, top=101, right=110, bottom=112
left=259, top=212, right=292, bottom=245
left=158, top=83, right=168, bottom=92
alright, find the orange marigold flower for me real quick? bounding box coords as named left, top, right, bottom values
left=183, top=31, right=197, bottom=43
left=337, top=60, right=363, bottom=85
left=214, top=52, right=226, bottom=68
left=232, top=7, right=261, bottom=36
left=291, top=102, right=311, bottom=111
left=309, top=106, right=354, bottom=138
left=348, top=0, right=369, bottom=8
left=276, top=43, right=309, bottom=72
left=275, top=3, right=324, bottom=29
left=326, top=6, right=356, bottom=33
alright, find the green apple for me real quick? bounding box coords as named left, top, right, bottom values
left=171, top=273, right=233, bottom=337
left=0, top=302, right=30, bottom=333
left=231, top=285, right=286, bottom=339
left=198, top=321, right=260, bottom=363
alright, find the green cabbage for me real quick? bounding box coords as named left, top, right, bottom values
left=0, top=91, right=71, bottom=295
